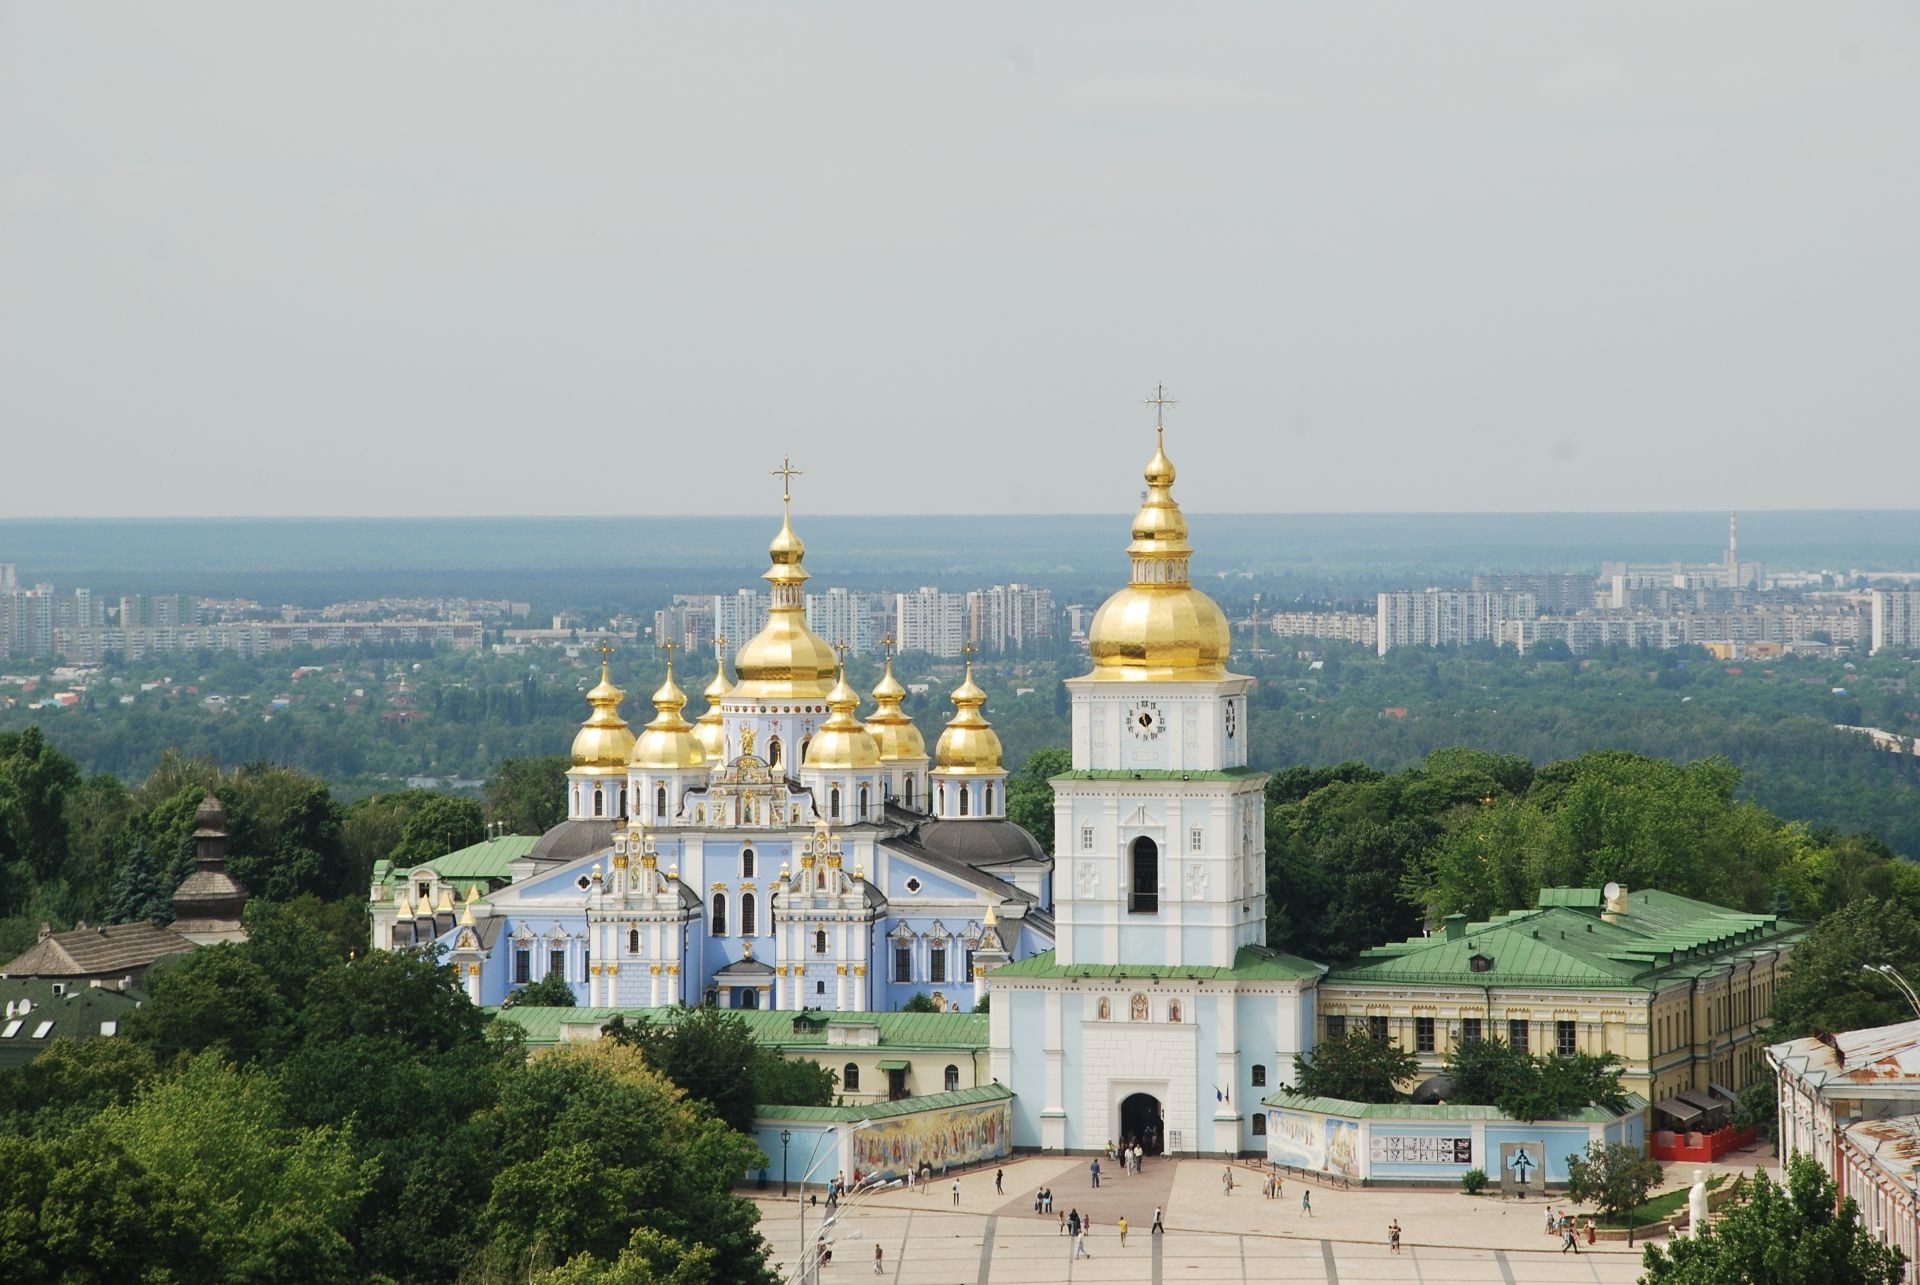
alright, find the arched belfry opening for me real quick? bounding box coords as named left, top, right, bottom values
left=1129, top=837, right=1159, bottom=913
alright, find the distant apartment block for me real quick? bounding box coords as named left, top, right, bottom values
left=51, top=620, right=483, bottom=662
left=894, top=587, right=969, bottom=657
left=655, top=598, right=716, bottom=655
left=967, top=583, right=1054, bottom=653
left=1375, top=590, right=1537, bottom=655
left=1269, top=611, right=1377, bottom=647
left=1872, top=590, right=1920, bottom=655
left=805, top=588, right=884, bottom=656
left=1470, top=573, right=1597, bottom=615
left=1499, top=603, right=1867, bottom=656
left=710, top=590, right=771, bottom=655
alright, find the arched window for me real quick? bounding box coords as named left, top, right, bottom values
left=815, top=928, right=828, bottom=954
left=984, top=783, right=994, bottom=814
left=1129, top=837, right=1160, bottom=913
left=628, top=928, right=640, bottom=954
left=618, top=785, right=627, bottom=817
left=800, top=737, right=811, bottom=764
left=843, top=1063, right=860, bottom=1092
left=944, top=1064, right=960, bottom=1092
left=655, top=785, right=668, bottom=820
left=711, top=891, right=728, bottom=936
left=958, top=786, right=970, bottom=817
left=1252, top=1064, right=1267, bottom=1087
left=905, top=776, right=916, bottom=808
left=829, top=786, right=841, bottom=820
left=741, top=847, right=755, bottom=878
left=592, top=787, right=604, bottom=818
left=768, top=736, right=782, bottom=768
left=858, top=785, right=870, bottom=820
left=740, top=891, right=757, bottom=936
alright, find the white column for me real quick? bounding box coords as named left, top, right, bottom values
left=649, top=964, right=661, bottom=1007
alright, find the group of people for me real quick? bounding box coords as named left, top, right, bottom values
left=1546, top=1204, right=1597, bottom=1253
left=1103, top=1138, right=1148, bottom=1175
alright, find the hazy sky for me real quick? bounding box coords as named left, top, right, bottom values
left=3, top=3, right=1916, bottom=518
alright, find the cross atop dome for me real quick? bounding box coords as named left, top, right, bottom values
left=771, top=456, right=803, bottom=510
left=1143, top=383, right=1177, bottom=431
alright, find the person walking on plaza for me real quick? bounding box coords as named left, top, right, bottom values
left=1585, top=1217, right=1596, bottom=1246
left=873, top=1243, right=884, bottom=1275
left=951, top=1178, right=960, bottom=1206
left=1301, top=1188, right=1313, bottom=1216
left=1544, top=1203, right=1556, bottom=1236
left=1118, top=1216, right=1129, bottom=1247
left=1222, top=1165, right=1234, bottom=1195
left=1388, top=1220, right=1401, bottom=1254
left=995, top=1168, right=1004, bottom=1196
left=1090, top=1157, right=1101, bottom=1188
left=1074, top=1228, right=1091, bottom=1260
left=1152, top=1206, right=1164, bottom=1235
left=1562, top=1224, right=1580, bottom=1254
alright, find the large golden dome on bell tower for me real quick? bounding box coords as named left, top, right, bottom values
left=730, top=457, right=841, bottom=700
left=1083, top=390, right=1232, bottom=681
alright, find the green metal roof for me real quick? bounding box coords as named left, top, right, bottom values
left=1260, top=1088, right=1648, bottom=1124
left=1326, top=887, right=1802, bottom=990
left=0, top=979, right=143, bottom=1070
left=874, top=1059, right=910, bottom=1071
left=758, top=1083, right=1012, bottom=1123
left=377, top=834, right=538, bottom=888
left=1054, top=767, right=1267, bottom=783
left=489, top=1005, right=988, bottom=1052
left=991, top=944, right=1324, bottom=982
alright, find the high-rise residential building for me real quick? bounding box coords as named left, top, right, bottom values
left=1872, top=590, right=1920, bottom=655
left=1269, top=611, right=1377, bottom=647
left=655, top=598, right=716, bottom=655
left=1470, top=573, right=1596, bottom=615
left=894, top=587, right=969, bottom=657
left=967, top=583, right=1054, bottom=653
left=710, top=590, right=770, bottom=655
left=119, top=594, right=199, bottom=629
left=1374, top=590, right=1537, bottom=655
left=0, top=564, right=15, bottom=592
left=805, top=588, right=880, bottom=656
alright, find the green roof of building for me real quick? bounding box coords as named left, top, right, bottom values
left=1054, top=767, right=1267, bottom=783
left=1260, top=1088, right=1649, bottom=1124
left=1326, top=887, right=1802, bottom=990
left=991, top=944, right=1324, bottom=983
left=375, top=834, right=539, bottom=889
left=489, top=1005, right=989, bottom=1052
left=758, top=1082, right=1013, bottom=1123
left=0, top=978, right=143, bottom=1069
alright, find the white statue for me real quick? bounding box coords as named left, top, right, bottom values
left=1687, top=1168, right=1708, bottom=1238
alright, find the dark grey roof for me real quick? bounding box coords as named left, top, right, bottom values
left=0, top=979, right=143, bottom=1069
left=1, top=922, right=195, bottom=980
left=913, top=819, right=1048, bottom=868
left=527, top=819, right=617, bottom=864
left=715, top=956, right=777, bottom=980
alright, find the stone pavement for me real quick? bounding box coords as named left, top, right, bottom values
left=753, top=1150, right=1780, bottom=1282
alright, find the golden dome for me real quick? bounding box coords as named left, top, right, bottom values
left=933, top=658, right=1003, bottom=775
left=692, top=642, right=732, bottom=760
left=631, top=650, right=709, bottom=772
left=864, top=650, right=927, bottom=763
left=732, top=495, right=840, bottom=700
left=1085, top=424, right=1233, bottom=681
left=570, top=655, right=636, bottom=772
left=803, top=668, right=881, bottom=771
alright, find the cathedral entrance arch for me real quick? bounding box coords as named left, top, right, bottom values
left=1120, top=1092, right=1165, bottom=1155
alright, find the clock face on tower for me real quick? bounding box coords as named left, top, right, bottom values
left=1127, top=700, right=1165, bottom=740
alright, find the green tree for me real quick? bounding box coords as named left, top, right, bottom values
left=750, top=1050, right=836, bottom=1109
left=533, top=1227, right=718, bottom=1285
left=391, top=794, right=486, bottom=866
left=0, top=1132, right=210, bottom=1283
left=104, top=835, right=171, bottom=924
left=1291, top=1029, right=1417, bottom=1103
left=1563, top=1139, right=1662, bottom=1228
left=299, top=947, right=487, bottom=1055
left=1641, top=1155, right=1906, bottom=1284
left=1771, top=898, right=1920, bottom=1040
left=488, top=755, right=571, bottom=834
left=0, top=1036, right=158, bottom=1137
left=900, top=992, right=941, bottom=1013
left=0, top=726, right=81, bottom=905
left=604, top=1009, right=763, bottom=1136
left=125, top=944, right=293, bottom=1063
left=506, top=971, right=580, bottom=1008
left=1005, top=747, right=1070, bottom=851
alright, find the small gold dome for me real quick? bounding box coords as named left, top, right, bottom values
left=733, top=501, right=840, bottom=700
left=864, top=651, right=927, bottom=763
left=631, top=652, right=708, bottom=771
left=570, top=657, right=636, bottom=772
left=1085, top=425, right=1233, bottom=681
left=692, top=644, right=732, bottom=760
left=803, top=669, right=881, bottom=771
left=933, top=658, right=1003, bottom=774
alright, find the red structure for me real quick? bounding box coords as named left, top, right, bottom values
left=1649, top=1125, right=1755, bottom=1162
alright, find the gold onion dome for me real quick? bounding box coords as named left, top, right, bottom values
left=933, top=658, right=1002, bottom=774
left=692, top=645, right=732, bottom=760
left=1085, top=424, right=1232, bottom=681
left=732, top=500, right=840, bottom=699
left=631, top=651, right=709, bottom=771
left=803, top=668, right=881, bottom=770
left=570, top=657, right=636, bottom=771
left=864, top=652, right=926, bottom=762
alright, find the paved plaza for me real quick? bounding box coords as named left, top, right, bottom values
left=755, top=1149, right=1779, bottom=1283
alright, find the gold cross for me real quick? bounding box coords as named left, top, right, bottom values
left=771, top=456, right=803, bottom=507
left=597, top=640, right=615, bottom=666
left=882, top=631, right=895, bottom=657
left=660, top=638, right=677, bottom=663
left=1143, top=383, right=1177, bottom=430
left=962, top=642, right=976, bottom=663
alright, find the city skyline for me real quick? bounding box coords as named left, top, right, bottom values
left=4, top=4, right=1918, bottom=517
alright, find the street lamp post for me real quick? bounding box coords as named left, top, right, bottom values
left=781, top=1129, right=792, bottom=1198
left=790, top=1120, right=874, bottom=1285
left=1862, top=964, right=1920, bottom=1017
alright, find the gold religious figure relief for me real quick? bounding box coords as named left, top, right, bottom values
left=1169, top=1000, right=1182, bottom=1023
left=1097, top=997, right=1112, bottom=1021
left=739, top=725, right=756, bottom=757
left=1130, top=993, right=1149, bottom=1022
